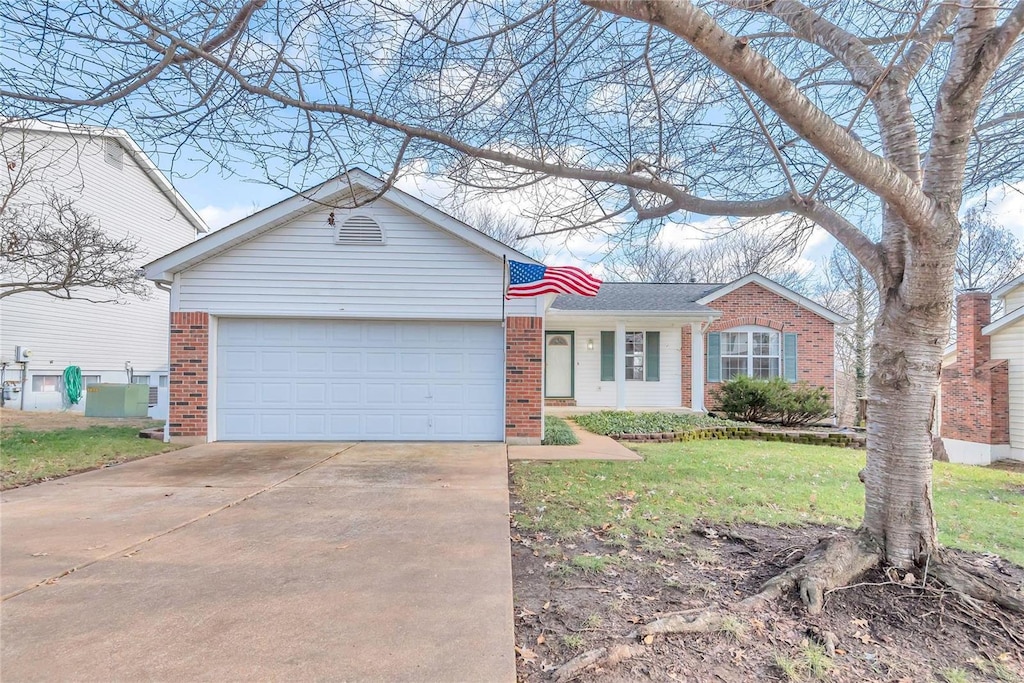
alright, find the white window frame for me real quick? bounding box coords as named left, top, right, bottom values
left=625, top=331, right=645, bottom=381
left=32, top=375, right=62, bottom=392
left=721, top=326, right=781, bottom=381
left=131, top=374, right=152, bottom=385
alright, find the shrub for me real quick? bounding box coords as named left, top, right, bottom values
left=571, top=411, right=737, bottom=436
left=715, top=376, right=831, bottom=426
left=542, top=416, right=579, bottom=445
left=776, top=383, right=832, bottom=426
left=715, top=375, right=788, bottom=422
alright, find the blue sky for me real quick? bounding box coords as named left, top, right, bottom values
left=163, top=147, right=1024, bottom=279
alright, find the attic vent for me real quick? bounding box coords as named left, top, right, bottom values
left=104, top=139, right=124, bottom=169
left=334, top=215, right=385, bottom=245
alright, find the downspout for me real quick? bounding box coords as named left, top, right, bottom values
left=155, top=280, right=173, bottom=442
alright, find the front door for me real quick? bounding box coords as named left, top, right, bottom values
left=545, top=332, right=573, bottom=398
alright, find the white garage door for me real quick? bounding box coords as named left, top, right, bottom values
left=216, top=319, right=504, bottom=441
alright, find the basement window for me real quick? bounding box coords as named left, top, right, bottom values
left=334, top=215, right=385, bottom=245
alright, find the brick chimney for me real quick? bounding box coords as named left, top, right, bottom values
left=942, top=290, right=1010, bottom=454
left=955, top=291, right=991, bottom=371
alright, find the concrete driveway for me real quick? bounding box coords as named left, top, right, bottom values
left=1, top=442, right=514, bottom=682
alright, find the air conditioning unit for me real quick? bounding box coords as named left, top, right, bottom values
left=14, top=346, right=32, bottom=362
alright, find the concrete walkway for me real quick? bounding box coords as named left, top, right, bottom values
left=1, top=442, right=514, bottom=682
left=508, top=421, right=642, bottom=461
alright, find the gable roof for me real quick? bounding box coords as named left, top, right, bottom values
left=992, top=273, right=1024, bottom=302
left=550, top=282, right=721, bottom=317
left=550, top=273, right=847, bottom=324
left=144, top=169, right=539, bottom=281
left=2, top=119, right=208, bottom=234
left=696, top=273, right=849, bottom=324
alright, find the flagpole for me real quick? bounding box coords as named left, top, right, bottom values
left=501, top=255, right=507, bottom=325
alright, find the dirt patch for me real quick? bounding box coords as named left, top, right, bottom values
left=0, top=407, right=158, bottom=431
left=990, top=460, right=1024, bottom=474
left=511, top=508, right=1024, bottom=681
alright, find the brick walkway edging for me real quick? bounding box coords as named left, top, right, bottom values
left=613, top=426, right=866, bottom=449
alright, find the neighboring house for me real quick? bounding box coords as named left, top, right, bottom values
left=0, top=121, right=208, bottom=417
left=939, top=277, right=1024, bottom=464
left=145, top=170, right=845, bottom=444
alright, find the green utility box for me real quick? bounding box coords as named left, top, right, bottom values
left=84, top=383, right=149, bottom=418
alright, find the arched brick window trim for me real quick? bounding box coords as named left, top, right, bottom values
left=714, top=316, right=786, bottom=332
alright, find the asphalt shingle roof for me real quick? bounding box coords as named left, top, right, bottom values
left=550, top=282, right=725, bottom=313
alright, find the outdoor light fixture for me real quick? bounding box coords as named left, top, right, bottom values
left=587, top=339, right=594, bottom=350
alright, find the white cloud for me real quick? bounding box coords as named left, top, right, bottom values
left=198, top=204, right=260, bottom=231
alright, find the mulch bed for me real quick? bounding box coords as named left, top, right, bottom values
left=511, top=501, right=1024, bottom=681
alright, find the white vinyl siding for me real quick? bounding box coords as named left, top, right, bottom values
left=1002, top=287, right=1024, bottom=315
left=216, top=318, right=504, bottom=441
left=990, top=316, right=1024, bottom=455
left=548, top=318, right=682, bottom=408
left=177, top=201, right=537, bottom=319
left=0, top=128, right=198, bottom=374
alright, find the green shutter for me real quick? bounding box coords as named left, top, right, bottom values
left=600, top=331, right=615, bottom=381
left=645, top=331, right=660, bottom=381
left=784, top=333, right=798, bottom=382
left=707, top=332, right=721, bottom=383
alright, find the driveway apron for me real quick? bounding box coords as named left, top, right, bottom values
left=0, top=442, right=515, bottom=682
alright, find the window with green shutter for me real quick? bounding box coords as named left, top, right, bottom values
left=783, top=333, right=798, bottom=382
left=600, top=329, right=661, bottom=382
left=600, top=331, right=615, bottom=381
left=645, top=331, right=660, bottom=381
left=707, top=332, right=721, bottom=383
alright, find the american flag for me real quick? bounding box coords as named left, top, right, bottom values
left=506, top=260, right=602, bottom=298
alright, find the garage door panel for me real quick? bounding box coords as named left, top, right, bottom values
left=296, top=352, right=328, bottom=372
left=217, top=319, right=504, bottom=441
left=366, top=352, right=396, bottom=373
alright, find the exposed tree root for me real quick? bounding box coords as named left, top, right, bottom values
left=737, top=531, right=882, bottom=615
left=547, top=531, right=1024, bottom=680
left=551, top=644, right=645, bottom=683
left=931, top=555, right=1024, bottom=615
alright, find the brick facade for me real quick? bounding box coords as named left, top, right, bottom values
left=169, top=311, right=209, bottom=439
left=506, top=316, right=544, bottom=443
left=680, top=326, right=692, bottom=408
left=703, top=283, right=836, bottom=410
left=941, top=293, right=1010, bottom=445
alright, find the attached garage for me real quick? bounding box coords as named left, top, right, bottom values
left=216, top=318, right=504, bottom=441
left=145, top=170, right=547, bottom=444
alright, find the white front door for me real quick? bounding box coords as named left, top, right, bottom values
left=545, top=333, right=573, bottom=398
left=216, top=318, right=505, bottom=441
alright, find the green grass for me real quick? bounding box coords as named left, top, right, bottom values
left=572, top=410, right=738, bottom=435
left=1, top=426, right=182, bottom=488
left=512, top=440, right=1024, bottom=566
left=542, top=415, right=579, bottom=446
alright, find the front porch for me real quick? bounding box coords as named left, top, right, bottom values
left=542, top=316, right=716, bottom=413
left=544, top=404, right=704, bottom=417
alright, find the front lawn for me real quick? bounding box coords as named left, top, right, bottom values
left=512, top=439, right=1024, bottom=566
left=1, top=425, right=183, bottom=489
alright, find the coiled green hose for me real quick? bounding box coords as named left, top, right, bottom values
left=63, top=366, right=83, bottom=405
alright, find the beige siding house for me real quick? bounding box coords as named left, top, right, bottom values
left=0, top=120, right=207, bottom=417
left=940, top=275, right=1024, bottom=464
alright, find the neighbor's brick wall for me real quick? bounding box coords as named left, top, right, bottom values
left=941, top=293, right=1010, bottom=445
left=169, top=311, right=209, bottom=438
left=506, top=316, right=544, bottom=441
left=704, top=283, right=835, bottom=410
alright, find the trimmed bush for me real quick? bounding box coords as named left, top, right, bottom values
left=542, top=416, right=580, bottom=445
left=571, top=411, right=737, bottom=436
left=776, top=383, right=832, bottom=426
left=714, top=376, right=831, bottom=426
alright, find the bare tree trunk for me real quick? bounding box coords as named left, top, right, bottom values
left=861, top=217, right=956, bottom=568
